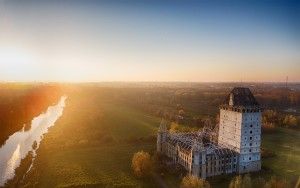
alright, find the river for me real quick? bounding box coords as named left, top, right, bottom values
left=0, top=96, right=66, bottom=186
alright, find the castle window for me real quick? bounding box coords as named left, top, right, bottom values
left=249, top=149, right=252, bottom=152
left=250, top=124, right=253, bottom=128
left=250, top=143, right=252, bottom=146
left=249, top=157, right=251, bottom=161
left=250, top=137, right=252, bottom=140
left=250, top=130, right=252, bottom=134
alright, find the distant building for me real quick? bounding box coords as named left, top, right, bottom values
left=157, top=87, right=262, bottom=179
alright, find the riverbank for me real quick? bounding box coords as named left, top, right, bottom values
left=0, top=96, right=66, bottom=187
left=5, top=88, right=161, bottom=187
left=0, top=84, right=63, bottom=146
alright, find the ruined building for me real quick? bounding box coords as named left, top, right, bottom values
left=157, top=87, right=262, bottom=179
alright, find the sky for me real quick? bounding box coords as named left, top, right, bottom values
left=0, top=0, right=299, bottom=82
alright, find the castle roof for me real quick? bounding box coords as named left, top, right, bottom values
left=166, top=132, right=237, bottom=156
left=223, top=87, right=259, bottom=107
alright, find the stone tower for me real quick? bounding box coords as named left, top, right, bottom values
left=218, top=87, right=262, bottom=173
left=157, top=120, right=168, bottom=153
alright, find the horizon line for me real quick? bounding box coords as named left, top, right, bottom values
left=1, top=81, right=300, bottom=84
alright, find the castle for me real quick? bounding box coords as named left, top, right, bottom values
left=157, top=87, right=262, bottom=179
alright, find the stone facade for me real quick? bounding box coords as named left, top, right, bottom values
left=157, top=87, right=262, bottom=178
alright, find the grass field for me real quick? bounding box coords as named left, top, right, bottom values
left=262, top=128, right=300, bottom=179
left=19, top=87, right=160, bottom=187
left=11, top=87, right=300, bottom=188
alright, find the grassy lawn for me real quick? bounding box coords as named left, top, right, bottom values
left=35, top=144, right=156, bottom=187
left=20, top=88, right=161, bottom=187
left=262, top=128, right=300, bottom=179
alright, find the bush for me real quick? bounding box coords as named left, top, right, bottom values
left=283, top=115, right=298, bottom=128
left=264, top=177, right=289, bottom=188
left=180, top=175, right=210, bottom=188
left=131, top=151, right=153, bottom=178
left=262, top=123, right=276, bottom=133
left=229, top=174, right=252, bottom=188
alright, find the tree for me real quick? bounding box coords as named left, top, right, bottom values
left=262, top=122, right=276, bottom=133
left=131, top=151, right=153, bottom=178
left=178, top=109, right=185, bottom=116
left=283, top=115, right=297, bottom=128
left=180, top=175, right=210, bottom=188
left=229, top=175, right=242, bottom=188
left=264, top=177, right=289, bottom=188
left=229, top=174, right=252, bottom=188
left=242, top=174, right=252, bottom=188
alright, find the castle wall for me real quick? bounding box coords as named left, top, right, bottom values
left=204, top=153, right=238, bottom=177
left=239, top=112, right=261, bottom=173
left=218, top=109, right=243, bottom=150
left=218, top=109, right=261, bottom=174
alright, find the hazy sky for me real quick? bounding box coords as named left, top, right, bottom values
left=0, top=0, right=299, bottom=82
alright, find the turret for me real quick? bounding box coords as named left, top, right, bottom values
left=157, top=119, right=168, bottom=153
left=191, top=139, right=203, bottom=177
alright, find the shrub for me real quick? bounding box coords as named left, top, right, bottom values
left=262, top=123, right=276, bottom=133
left=180, top=175, right=210, bottom=188
left=283, top=115, right=298, bottom=128
left=131, top=151, right=153, bottom=178
left=264, top=177, right=289, bottom=188
left=229, top=174, right=252, bottom=188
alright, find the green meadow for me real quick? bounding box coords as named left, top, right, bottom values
left=7, top=86, right=300, bottom=188
left=18, top=87, right=161, bottom=187
left=262, top=128, right=300, bottom=179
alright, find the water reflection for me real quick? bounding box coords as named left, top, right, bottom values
left=0, top=96, right=66, bottom=186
